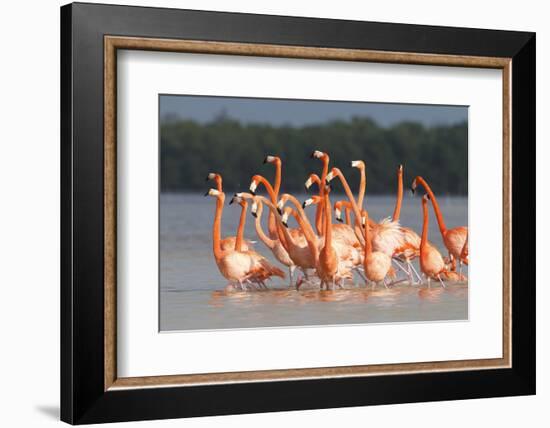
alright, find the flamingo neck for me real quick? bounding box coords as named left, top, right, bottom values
left=364, top=211, right=372, bottom=256
left=357, top=166, right=366, bottom=209
left=212, top=194, right=225, bottom=260
left=392, top=170, right=403, bottom=221
left=234, top=202, right=247, bottom=251
left=290, top=209, right=319, bottom=262
left=256, top=175, right=278, bottom=238
left=261, top=197, right=295, bottom=248
left=216, top=177, right=223, bottom=192
left=253, top=203, right=275, bottom=249
left=417, top=177, right=447, bottom=234
left=273, top=160, right=282, bottom=198
left=334, top=170, right=363, bottom=229
left=344, top=204, right=352, bottom=225
left=283, top=194, right=317, bottom=239
left=421, top=199, right=429, bottom=253
left=324, top=193, right=333, bottom=249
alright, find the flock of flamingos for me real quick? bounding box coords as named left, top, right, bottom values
left=204, top=150, right=468, bottom=292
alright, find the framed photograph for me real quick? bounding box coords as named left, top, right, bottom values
left=61, top=2, right=535, bottom=424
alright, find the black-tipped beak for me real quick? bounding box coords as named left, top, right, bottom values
left=336, top=217, right=343, bottom=223
left=251, top=211, right=257, bottom=218
left=250, top=190, right=256, bottom=196
left=229, top=199, right=234, bottom=205
left=304, top=184, right=309, bottom=192
left=263, top=157, right=268, bottom=164
left=204, top=190, right=209, bottom=196
left=302, top=201, right=307, bottom=209
left=310, top=151, right=315, bottom=159
left=410, top=186, right=416, bottom=195
left=426, top=193, right=431, bottom=200
left=277, top=207, right=283, bottom=215
left=282, top=221, right=289, bottom=228
left=205, top=175, right=210, bottom=181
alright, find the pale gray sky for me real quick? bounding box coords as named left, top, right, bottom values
left=160, top=94, right=467, bottom=128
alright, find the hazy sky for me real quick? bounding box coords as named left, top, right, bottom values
left=160, top=94, right=467, bottom=128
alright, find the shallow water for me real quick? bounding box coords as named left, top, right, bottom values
left=160, top=193, right=468, bottom=331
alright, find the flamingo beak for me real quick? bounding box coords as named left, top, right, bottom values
left=325, top=171, right=334, bottom=183
left=304, top=177, right=313, bottom=190
left=310, top=151, right=316, bottom=158
left=335, top=208, right=342, bottom=222
left=410, top=185, right=416, bottom=195
left=251, top=202, right=258, bottom=217
left=249, top=181, right=257, bottom=195
left=204, top=190, right=209, bottom=196
left=281, top=212, right=289, bottom=227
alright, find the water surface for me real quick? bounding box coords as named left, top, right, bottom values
left=160, top=193, right=468, bottom=331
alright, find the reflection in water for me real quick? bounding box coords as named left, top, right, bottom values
left=160, top=194, right=468, bottom=331
left=163, top=282, right=469, bottom=331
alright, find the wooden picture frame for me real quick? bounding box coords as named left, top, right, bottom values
left=61, top=2, right=535, bottom=424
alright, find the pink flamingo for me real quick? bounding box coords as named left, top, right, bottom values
left=206, top=172, right=254, bottom=251
left=205, top=189, right=284, bottom=291
left=411, top=176, right=468, bottom=273
left=419, top=194, right=449, bottom=287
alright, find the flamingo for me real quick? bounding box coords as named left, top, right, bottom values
left=316, top=187, right=341, bottom=290
left=235, top=192, right=297, bottom=286
left=205, top=189, right=285, bottom=291
left=418, top=194, right=452, bottom=287
left=310, top=150, right=331, bottom=235
left=391, top=165, right=423, bottom=284
left=361, top=210, right=393, bottom=288
left=262, top=155, right=283, bottom=239
left=206, top=172, right=254, bottom=251
left=411, top=176, right=468, bottom=273
left=248, top=174, right=298, bottom=272
left=334, top=200, right=352, bottom=225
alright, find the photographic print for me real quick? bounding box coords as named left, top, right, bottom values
left=159, top=95, right=469, bottom=331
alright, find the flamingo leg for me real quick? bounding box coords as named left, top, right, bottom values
left=288, top=265, right=296, bottom=288
left=437, top=274, right=447, bottom=288
left=410, top=262, right=423, bottom=284
left=383, top=277, right=389, bottom=289
left=392, top=258, right=410, bottom=279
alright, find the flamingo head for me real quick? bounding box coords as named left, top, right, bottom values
left=205, top=172, right=222, bottom=191
left=205, top=188, right=222, bottom=198
left=325, top=167, right=339, bottom=184
left=333, top=201, right=344, bottom=222
left=361, top=210, right=369, bottom=228
left=302, top=195, right=321, bottom=209
left=281, top=207, right=293, bottom=228
left=410, top=177, right=418, bottom=194
left=304, top=173, right=320, bottom=191
left=249, top=175, right=262, bottom=195
left=263, top=155, right=280, bottom=165
left=250, top=198, right=260, bottom=218
left=234, top=192, right=253, bottom=200
left=350, top=160, right=365, bottom=170
left=230, top=194, right=247, bottom=208
left=310, top=150, right=327, bottom=160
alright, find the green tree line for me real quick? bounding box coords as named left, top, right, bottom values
left=160, top=116, right=468, bottom=195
